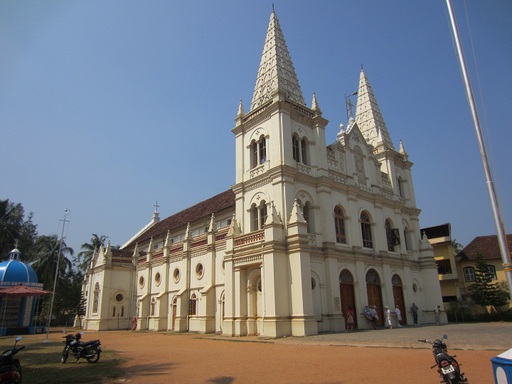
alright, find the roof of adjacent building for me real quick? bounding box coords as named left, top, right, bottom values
left=123, top=189, right=235, bottom=249
left=421, top=223, right=451, bottom=239
left=457, top=234, right=512, bottom=261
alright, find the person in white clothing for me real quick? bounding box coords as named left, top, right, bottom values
left=385, top=306, right=392, bottom=329
left=395, top=305, right=402, bottom=327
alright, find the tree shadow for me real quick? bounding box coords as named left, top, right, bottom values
left=207, top=376, right=235, bottom=383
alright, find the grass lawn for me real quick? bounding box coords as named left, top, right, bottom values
left=0, top=334, right=125, bottom=384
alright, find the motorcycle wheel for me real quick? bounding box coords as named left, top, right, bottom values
left=86, top=349, right=100, bottom=363
left=61, top=348, right=69, bottom=364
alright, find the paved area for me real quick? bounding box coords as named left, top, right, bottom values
left=266, top=322, right=512, bottom=351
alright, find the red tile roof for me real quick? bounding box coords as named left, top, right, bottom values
left=457, top=234, right=512, bottom=261
left=124, top=189, right=235, bottom=249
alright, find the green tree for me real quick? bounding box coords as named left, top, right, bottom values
left=30, top=235, right=74, bottom=291
left=75, top=234, right=107, bottom=272
left=468, top=253, right=509, bottom=313
left=451, top=239, right=464, bottom=255
left=0, top=199, right=38, bottom=259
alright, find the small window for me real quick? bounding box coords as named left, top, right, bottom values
left=139, top=276, right=145, bottom=288
left=155, top=272, right=161, bottom=286
left=487, top=265, right=497, bottom=280
left=436, top=259, right=452, bottom=275
left=189, top=294, right=197, bottom=316
left=196, top=263, right=204, bottom=279
left=116, top=293, right=124, bottom=302
left=173, top=268, right=181, bottom=283
left=463, top=267, right=475, bottom=282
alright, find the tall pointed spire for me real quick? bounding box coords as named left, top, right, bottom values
left=250, top=11, right=305, bottom=111
left=354, top=69, right=395, bottom=150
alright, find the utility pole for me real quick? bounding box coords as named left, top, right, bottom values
left=44, top=209, right=70, bottom=342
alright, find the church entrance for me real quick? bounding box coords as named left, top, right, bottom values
left=366, top=269, right=383, bottom=326
left=339, top=269, right=357, bottom=329
left=247, top=271, right=262, bottom=336
left=392, top=274, right=407, bottom=325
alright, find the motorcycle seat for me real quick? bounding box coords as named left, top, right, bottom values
left=79, top=340, right=100, bottom=347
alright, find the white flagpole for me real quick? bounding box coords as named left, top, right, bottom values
left=445, top=0, right=512, bottom=298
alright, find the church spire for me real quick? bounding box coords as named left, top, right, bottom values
left=354, top=69, right=395, bottom=150
left=250, top=11, right=305, bottom=111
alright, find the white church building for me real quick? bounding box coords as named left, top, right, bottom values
left=81, top=11, right=444, bottom=337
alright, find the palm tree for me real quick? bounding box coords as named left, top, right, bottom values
left=76, top=234, right=107, bottom=272
left=31, top=235, right=74, bottom=290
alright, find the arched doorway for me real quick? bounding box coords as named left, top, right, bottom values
left=366, top=269, right=383, bottom=326
left=339, top=269, right=357, bottom=329
left=392, top=274, right=407, bottom=325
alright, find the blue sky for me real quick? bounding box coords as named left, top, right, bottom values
left=1, top=1, right=511, bottom=256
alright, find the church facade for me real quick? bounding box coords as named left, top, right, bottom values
left=81, top=11, right=444, bottom=337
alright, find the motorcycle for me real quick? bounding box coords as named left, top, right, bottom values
left=61, top=332, right=101, bottom=364
left=0, top=336, right=24, bottom=384
left=418, top=335, right=468, bottom=384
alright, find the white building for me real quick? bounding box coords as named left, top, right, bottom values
left=81, top=11, right=444, bottom=337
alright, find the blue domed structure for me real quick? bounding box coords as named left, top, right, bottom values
left=0, top=246, right=46, bottom=336
left=0, top=251, right=38, bottom=284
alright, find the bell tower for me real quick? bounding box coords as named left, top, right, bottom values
left=228, top=10, right=327, bottom=337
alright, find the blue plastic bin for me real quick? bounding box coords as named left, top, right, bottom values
left=491, top=350, right=512, bottom=384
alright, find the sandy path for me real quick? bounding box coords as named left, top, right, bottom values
left=86, top=331, right=496, bottom=383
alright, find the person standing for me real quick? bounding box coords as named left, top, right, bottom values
left=345, top=305, right=355, bottom=332
left=434, top=305, right=441, bottom=324
left=370, top=305, right=378, bottom=329
left=385, top=306, right=392, bottom=329
left=395, top=305, right=402, bottom=327
left=410, top=303, right=419, bottom=325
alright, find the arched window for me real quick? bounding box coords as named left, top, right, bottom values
left=297, top=198, right=313, bottom=233
left=302, top=202, right=311, bottom=232
left=189, top=293, right=197, bottom=316
left=93, top=283, right=100, bottom=313
left=251, top=200, right=268, bottom=230
left=397, top=176, right=405, bottom=198
left=334, top=206, right=347, bottom=244
left=292, top=135, right=300, bottom=162
left=385, top=219, right=394, bottom=252
left=402, top=220, right=412, bottom=251
left=150, top=298, right=156, bottom=316
left=360, top=211, right=373, bottom=248
left=251, top=135, right=267, bottom=168
left=292, top=134, right=308, bottom=165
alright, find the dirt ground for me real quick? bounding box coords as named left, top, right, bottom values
left=61, top=329, right=500, bottom=384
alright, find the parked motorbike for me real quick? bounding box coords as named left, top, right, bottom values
left=0, top=336, right=24, bottom=384
left=61, top=332, right=101, bottom=364
left=418, top=335, right=468, bottom=384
